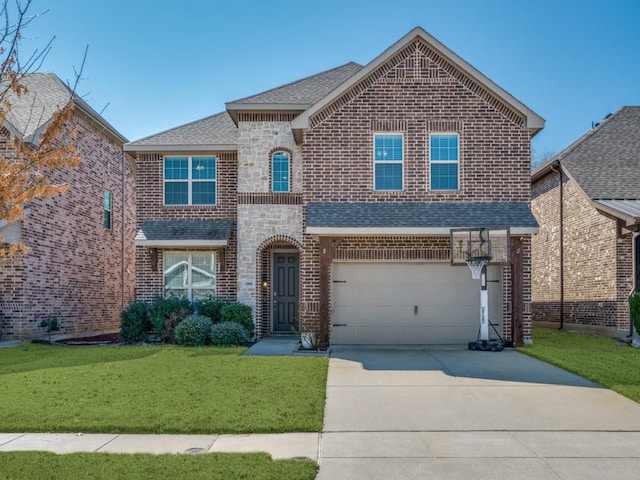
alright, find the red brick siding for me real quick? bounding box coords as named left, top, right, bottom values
left=0, top=112, right=135, bottom=339
left=298, top=43, right=533, bottom=342
left=531, top=171, right=631, bottom=329
left=134, top=152, right=238, bottom=301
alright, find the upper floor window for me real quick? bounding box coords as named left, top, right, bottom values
left=164, top=156, right=216, bottom=205
left=103, top=190, right=112, bottom=229
left=374, top=133, right=403, bottom=191
left=272, top=151, right=290, bottom=192
left=429, top=134, right=459, bottom=190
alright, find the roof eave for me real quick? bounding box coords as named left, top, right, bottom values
left=123, top=144, right=238, bottom=153
left=225, top=103, right=309, bottom=124
left=291, top=26, right=544, bottom=136
left=135, top=239, right=228, bottom=247
left=592, top=201, right=640, bottom=227
left=306, top=226, right=539, bottom=236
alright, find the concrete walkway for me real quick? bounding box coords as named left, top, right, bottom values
left=318, top=346, right=640, bottom=480
left=0, top=432, right=319, bottom=460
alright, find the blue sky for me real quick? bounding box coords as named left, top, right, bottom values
left=25, top=0, right=640, bottom=156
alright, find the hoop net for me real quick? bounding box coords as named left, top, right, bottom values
left=466, top=257, right=490, bottom=280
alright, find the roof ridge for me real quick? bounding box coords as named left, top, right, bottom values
left=226, top=62, right=361, bottom=105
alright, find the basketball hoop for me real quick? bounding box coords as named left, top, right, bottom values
left=466, top=256, right=491, bottom=280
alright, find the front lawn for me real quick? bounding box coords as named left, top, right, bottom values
left=0, top=344, right=327, bottom=434
left=520, top=326, right=640, bottom=403
left=0, top=452, right=318, bottom=480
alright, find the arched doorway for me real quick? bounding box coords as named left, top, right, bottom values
left=255, top=235, right=302, bottom=339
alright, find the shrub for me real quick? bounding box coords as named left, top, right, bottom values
left=120, top=301, right=149, bottom=343
left=194, top=295, right=229, bottom=323
left=174, top=314, right=215, bottom=346
left=148, top=296, right=192, bottom=342
left=220, top=302, right=254, bottom=337
left=210, top=321, right=250, bottom=346
left=631, top=292, right=640, bottom=335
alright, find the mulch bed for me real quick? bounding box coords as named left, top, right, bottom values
left=52, top=332, right=123, bottom=346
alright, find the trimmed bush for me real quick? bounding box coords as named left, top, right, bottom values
left=631, top=292, right=640, bottom=334
left=120, top=301, right=149, bottom=343
left=220, top=302, right=254, bottom=337
left=148, top=296, right=192, bottom=342
left=174, top=314, right=215, bottom=346
left=210, top=321, right=250, bottom=346
left=194, top=295, right=229, bottom=323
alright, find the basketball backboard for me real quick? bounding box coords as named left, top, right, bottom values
left=450, top=228, right=510, bottom=265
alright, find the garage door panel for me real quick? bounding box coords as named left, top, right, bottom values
left=331, top=262, right=503, bottom=345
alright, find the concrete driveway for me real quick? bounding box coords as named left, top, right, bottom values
left=318, top=347, right=640, bottom=480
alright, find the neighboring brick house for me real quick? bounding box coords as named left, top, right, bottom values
left=125, top=27, right=543, bottom=345
left=531, top=106, right=640, bottom=335
left=0, top=73, right=136, bottom=340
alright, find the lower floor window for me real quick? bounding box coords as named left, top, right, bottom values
left=163, top=251, right=216, bottom=301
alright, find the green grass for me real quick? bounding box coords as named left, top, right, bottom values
left=0, top=451, right=318, bottom=480
left=0, top=344, right=327, bottom=434
left=520, top=326, right=640, bottom=402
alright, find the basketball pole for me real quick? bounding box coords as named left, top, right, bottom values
left=479, top=263, right=489, bottom=342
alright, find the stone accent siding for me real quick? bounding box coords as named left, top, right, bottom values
left=134, top=152, right=237, bottom=302
left=236, top=205, right=303, bottom=311
left=531, top=171, right=632, bottom=330
left=0, top=113, right=136, bottom=339
left=237, top=122, right=302, bottom=193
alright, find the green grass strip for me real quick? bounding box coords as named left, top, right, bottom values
left=519, top=326, right=640, bottom=403
left=0, top=345, right=327, bottom=434
left=0, top=451, right=318, bottom=480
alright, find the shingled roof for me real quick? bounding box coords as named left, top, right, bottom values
left=3, top=73, right=126, bottom=144
left=227, top=62, right=362, bottom=107
left=135, top=219, right=233, bottom=247
left=124, top=112, right=237, bottom=152
left=533, top=107, right=640, bottom=200
left=306, top=202, right=538, bottom=235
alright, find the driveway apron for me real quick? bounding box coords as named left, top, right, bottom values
left=318, top=347, right=640, bottom=480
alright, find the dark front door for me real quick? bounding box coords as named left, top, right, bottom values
left=272, top=253, right=299, bottom=332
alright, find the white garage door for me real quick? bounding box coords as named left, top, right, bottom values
left=331, top=262, right=502, bottom=345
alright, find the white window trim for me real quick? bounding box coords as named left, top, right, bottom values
left=163, top=251, right=217, bottom=301
left=429, top=132, right=460, bottom=191
left=104, top=190, right=112, bottom=230
left=271, top=150, right=291, bottom=193
left=163, top=155, right=217, bottom=206
left=373, top=132, right=404, bottom=191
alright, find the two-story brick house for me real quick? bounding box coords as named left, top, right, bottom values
left=0, top=73, right=136, bottom=339
left=125, top=27, right=543, bottom=345
left=531, top=107, right=640, bottom=335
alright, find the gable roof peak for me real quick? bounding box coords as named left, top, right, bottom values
left=291, top=26, right=544, bottom=142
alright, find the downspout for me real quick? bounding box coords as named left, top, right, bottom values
left=550, top=160, right=564, bottom=329
left=630, top=232, right=639, bottom=338
left=121, top=150, right=126, bottom=310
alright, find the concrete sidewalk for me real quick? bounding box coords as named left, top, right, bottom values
left=0, top=432, right=319, bottom=460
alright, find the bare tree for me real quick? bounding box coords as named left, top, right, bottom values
left=0, top=0, right=81, bottom=258
left=531, top=148, right=556, bottom=172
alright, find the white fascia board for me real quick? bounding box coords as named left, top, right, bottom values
left=135, top=239, right=228, bottom=247
left=511, top=226, right=539, bottom=235
left=123, top=144, right=238, bottom=153
left=306, top=226, right=539, bottom=236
